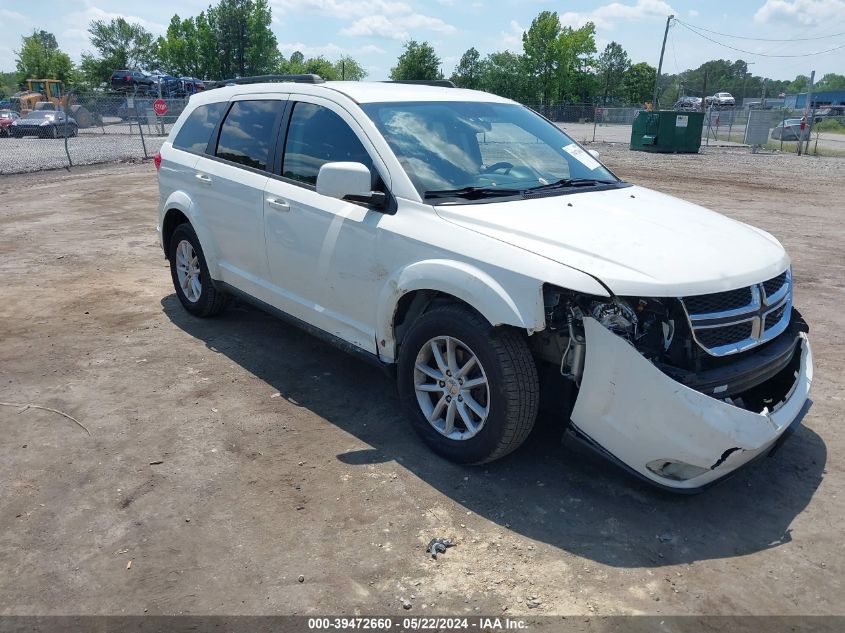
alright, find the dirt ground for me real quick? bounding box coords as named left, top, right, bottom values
left=1, top=146, right=843, bottom=618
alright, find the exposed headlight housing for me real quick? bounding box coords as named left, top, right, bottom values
left=590, top=298, right=638, bottom=337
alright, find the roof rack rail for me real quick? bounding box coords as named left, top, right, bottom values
left=384, top=80, right=456, bottom=88
left=208, top=74, right=325, bottom=88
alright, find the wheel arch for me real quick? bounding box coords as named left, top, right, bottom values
left=376, top=259, right=546, bottom=363
left=159, top=192, right=221, bottom=278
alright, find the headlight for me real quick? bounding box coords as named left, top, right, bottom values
left=590, top=298, right=638, bottom=337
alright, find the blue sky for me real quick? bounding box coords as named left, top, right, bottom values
left=1, top=0, right=843, bottom=81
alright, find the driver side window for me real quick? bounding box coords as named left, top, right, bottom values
left=282, top=102, right=379, bottom=188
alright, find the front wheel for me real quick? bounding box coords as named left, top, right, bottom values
left=398, top=304, right=539, bottom=464
left=168, top=223, right=229, bottom=317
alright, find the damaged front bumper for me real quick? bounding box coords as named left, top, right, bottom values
left=570, top=317, right=813, bottom=491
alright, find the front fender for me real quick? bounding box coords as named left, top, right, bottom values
left=375, top=259, right=545, bottom=363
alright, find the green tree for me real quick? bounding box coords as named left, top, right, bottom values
left=390, top=40, right=442, bottom=80
left=522, top=11, right=561, bottom=104
left=450, top=47, right=482, bottom=89
left=478, top=51, right=532, bottom=102
left=80, top=18, right=158, bottom=85
left=596, top=41, right=630, bottom=103
left=786, top=74, right=810, bottom=94
left=813, top=73, right=845, bottom=92
left=334, top=56, right=367, bottom=81
left=0, top=71, right=19, bottom=97
left=206, top=0, right=279, bottom=78
left=623, top=62, right=656, bottom=106
left=15, top=30, right=75, bottom=85
left=557, top=22, right=596, bottom=102
left=157, top=15, right=201, bottom=77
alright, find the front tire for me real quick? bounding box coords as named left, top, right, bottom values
left=168, top=223, right=229, bottom=317
left=398, top=304, right=539, bottom=464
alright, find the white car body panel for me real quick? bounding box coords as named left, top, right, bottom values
left=571, top=318, right=812, bottom=489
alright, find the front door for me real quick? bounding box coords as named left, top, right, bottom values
left=263, top=97, right=392, bottom=353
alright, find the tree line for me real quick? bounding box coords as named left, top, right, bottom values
left=5, top=4, right=843, bottom=106
left=7, top=0, right=366, bottom=95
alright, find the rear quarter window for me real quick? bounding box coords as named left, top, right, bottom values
left=172, top=102, right=228, bottom=153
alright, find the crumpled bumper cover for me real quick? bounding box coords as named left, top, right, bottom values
left=571, top=317, right=813, bottom=490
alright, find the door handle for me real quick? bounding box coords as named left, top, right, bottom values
left=267, top=197, right=290, bottom=211
left=195, top=173, right=212, bottom=184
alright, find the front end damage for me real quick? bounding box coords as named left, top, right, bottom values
left=536, top=280, right=813, bottom=491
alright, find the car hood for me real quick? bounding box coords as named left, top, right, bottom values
left=434, top=184, right=789, bottom=297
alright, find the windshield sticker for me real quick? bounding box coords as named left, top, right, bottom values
left=562, top=143, right=601, bottom=170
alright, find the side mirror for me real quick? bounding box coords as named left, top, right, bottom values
left=587, top=149, right=600, bottom=159
left=316, top=162, right=385, bottom=207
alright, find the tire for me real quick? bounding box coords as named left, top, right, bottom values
left=168, top=223, right=229, bottom=317
left=397, top=303, right=539, bottom=464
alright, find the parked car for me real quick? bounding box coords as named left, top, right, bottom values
left=178, top=77, right=206, bottom=96
left=706, top=92, right=735, bottom=107
left=673, top=96, right=701, bottom=111
left=813, top=105, right=845, bottom=123
left=771, top=118, right=810, bottom=141
left=156, top=78, right=812, bottom=492
left=0, top=109, right=20, bottom=136
left=148, top=73, right=181, bottom=98
left=9, top=110, right=77, bottom=138
left=110, top=70, right=154, bottom=93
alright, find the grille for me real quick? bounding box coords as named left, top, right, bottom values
left=683, top=287, right=753, bottom=314
left=765, top=304, right=787, bottom=330
left=695, top=322, right=754, bottom=348
left=763, top=271, right=788, bottom=298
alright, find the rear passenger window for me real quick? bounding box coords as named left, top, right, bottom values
left=215, top=100, right=282, bottom=171
left=172, top=102, right=227, bottom=153
left=282, top=102, right=375, bottom=186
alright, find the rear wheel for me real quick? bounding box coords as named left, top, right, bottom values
left=398, top=304, right=539, bottom=464
left=168, top=223, right=229, bottom=317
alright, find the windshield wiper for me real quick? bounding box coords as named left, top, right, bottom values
left=424, top=186, right=522, bottom=200
left=526, top=178, right=618, bottom=193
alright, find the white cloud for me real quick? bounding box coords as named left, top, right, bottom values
left=500, top=20, right=525, bottom=52
left=271, top=0, right=412, bottom=19
left=273, top=0, right=455, bottom=40
left=277, top=41, right=386, bottom=57
left=340, top=13, right=456, bottom=39
left=58, top=4, right=168, bottom=62
left=0, top=9, right=26, bottom=21
left=754, top=0, right=845, bottom=26
left=560, top=0, right=675, bottom=30
left=689, top=9, right=699, bottom=17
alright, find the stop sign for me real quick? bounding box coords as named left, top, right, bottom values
left=153, top=99, right=168, bottom=116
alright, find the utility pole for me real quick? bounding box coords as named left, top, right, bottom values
left=653, top=14, right=674, bottom=110
left=803, top=70, right=816, bottom=156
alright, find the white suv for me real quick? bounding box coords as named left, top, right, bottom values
left=156, top=76, right=812, bottom=491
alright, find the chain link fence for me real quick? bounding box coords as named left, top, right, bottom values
left=3, top=95, right=844, bottom=176
left=527, top=101, right=845, bottom=156
left=0, top=90, right=185, bottom=175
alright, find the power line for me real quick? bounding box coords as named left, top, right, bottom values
left=675, top=19, right=845, bottom=42
left=675, top=21, right=845, bottom=57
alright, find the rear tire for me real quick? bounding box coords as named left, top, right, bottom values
left=168, top=223, right=229, bottom=317
left=398, top=303, right=539, bottom=464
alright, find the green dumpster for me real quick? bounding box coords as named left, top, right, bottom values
left=630, top=110, right=704, bottom=153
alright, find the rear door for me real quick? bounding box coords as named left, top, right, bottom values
left=192, top=96, right=287, bottom=294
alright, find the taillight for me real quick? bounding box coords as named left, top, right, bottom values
left=125, top=75, right=131, bottom=81
left=153, top=152, right=161, bottom=171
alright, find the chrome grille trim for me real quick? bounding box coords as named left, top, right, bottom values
left=680, top=268, right=792, bottom=357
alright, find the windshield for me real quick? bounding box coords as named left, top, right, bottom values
left=23, top=112, right=55, bottom=120
left=361, top=101, right=619, bottom=199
